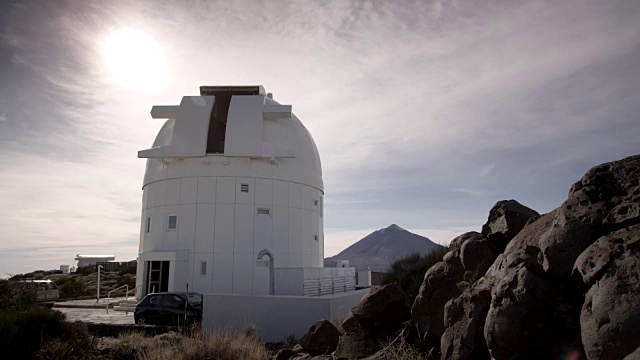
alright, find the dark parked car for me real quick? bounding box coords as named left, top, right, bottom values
left=134, top=292, right=203, bottom=326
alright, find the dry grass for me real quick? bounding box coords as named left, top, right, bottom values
left=376, top=337, right=433, bottom=360
left=112, top=328, right=269, bottom=360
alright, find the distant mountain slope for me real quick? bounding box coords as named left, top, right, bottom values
left=324, top=224, right=444, bottom=272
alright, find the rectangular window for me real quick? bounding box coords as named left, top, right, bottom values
left=200, top=261, right=207, bottom=276
left=240, top=183, right=249, bottom=193
left=167, top=215, right=178, bottom=230
left=313, top=235, right=319, bottom=241
left=145, top=217, right=152, bottom=233
left=314, top=199, right=319, bottom=206
left=257, top=208, right=270, bottom=215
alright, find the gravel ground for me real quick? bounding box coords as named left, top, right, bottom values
left=56, top=307, right=135, bottom=324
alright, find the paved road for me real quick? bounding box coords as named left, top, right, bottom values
left=53, top=297, right=136, bottom=325
left=56, top=307, right=135, bottom=324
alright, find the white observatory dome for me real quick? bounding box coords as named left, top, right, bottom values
left=136, top=86, right=324, bottom=297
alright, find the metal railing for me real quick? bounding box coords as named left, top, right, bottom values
left=105, top=285, right=128, bottom=314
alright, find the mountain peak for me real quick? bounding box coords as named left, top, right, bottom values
left=326, top=224, right=444, bottom=271
left=379, top=224, right=405, bottom=233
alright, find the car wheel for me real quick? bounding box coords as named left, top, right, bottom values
left=137, top=317, right=146, bottom=325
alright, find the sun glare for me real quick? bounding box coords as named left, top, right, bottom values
left=104, top=29, right=168, bottom=91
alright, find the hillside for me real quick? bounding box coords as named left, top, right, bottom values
left=325, top=224, right=444, bottom=272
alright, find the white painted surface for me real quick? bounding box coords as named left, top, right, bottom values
left=224, top=96, right=264, bottom=157
left=202, top=290, right=368, bottom=342
left=139, top=96, right=214, bottom=158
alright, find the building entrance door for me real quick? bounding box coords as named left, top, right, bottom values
left=146, top=261, right=169, bottom=294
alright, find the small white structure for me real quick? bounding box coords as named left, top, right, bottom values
left=136, top=85, right=366, bottom=340
left=75, top=255, right=116, bottom=267
left=59, top=265, right=70, bottom=274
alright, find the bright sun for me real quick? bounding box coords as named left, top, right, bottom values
left=104, top=29, right=168, bottom=91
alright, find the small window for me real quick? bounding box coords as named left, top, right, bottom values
left=313, top=235, right=319, bottom=241
left=145, top=217, right=152, bottom=233
left=240, top=183, right=249, bottom=193
left=257, top=208, right=270, bottom=215
left=314, top=199, right=319, bottom=206
left=200, top=261, right=207, bottom=276
left=167, top=215, right=177, bottom=230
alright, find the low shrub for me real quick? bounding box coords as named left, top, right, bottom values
left=56, top=277, right=89, bottom=299
left=75, top=266, right=96, bottom=276
left=118, top=265, right=137, bottom=276
left=383, top=246, right=449, bottom=304
left=9, top=269, right=62, bottom=281
left=116, top=274, right=136, bottom=289
left=111, top=329, right=270, bottom=360
left=0, top=279, right=37, bottom=311
left=0, top=307, right=94, bottom=359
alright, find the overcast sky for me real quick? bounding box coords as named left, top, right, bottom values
left=1, top=0, right=639, bottom=276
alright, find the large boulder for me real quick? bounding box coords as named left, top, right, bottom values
left=411, top=246, right=464, bottom=349
left=481, top=200, right=539, bottom=250
left=337, top=284, right=411, bottom=359
left=342, top=284, right=410, bottom=335
left=483, top=245, right=582, bottom=359
left=440, top=278, right=492, bottom=360
left=439, top=211, right=556, bottom=360
left=459, top=233, right=499, bottom=283
left=578, top=225, right=640, bottom=360
left=299, top=320, right=342, bottom=355
left=539, top=156, right=640, bottom=279
left=411, top=220, right=533, bottom=352
left=412, top=226, right=530, bottom=353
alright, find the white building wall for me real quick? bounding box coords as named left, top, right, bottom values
left=137, top=174, right=323, bottom=297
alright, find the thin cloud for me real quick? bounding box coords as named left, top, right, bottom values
left=0, top=0, right=639, bottom=275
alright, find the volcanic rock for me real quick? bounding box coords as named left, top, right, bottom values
left=481, top=200, right=540, bottom=250
left=341, top=284, right=410, bottom=335
left=579, top=225, right=640, bottom=360
left=299, top=320, right=341, bottom=355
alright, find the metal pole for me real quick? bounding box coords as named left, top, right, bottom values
left=184, top=283, right=188, bottom=325
left=96, top=265, right=103, bottom=303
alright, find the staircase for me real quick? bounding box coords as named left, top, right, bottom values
left=112, top=299, right=138, bottom=312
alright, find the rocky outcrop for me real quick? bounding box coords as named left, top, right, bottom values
left=440, top=277, right=491, bottom=360
left=415, top=155, right=640, bottom=359
left=336, top=284, right=411, bottom=359
left=296, top=155, right=640, bottom=360
left=341, top=284, right=410, bottom=335
left=577, top=225, right=640, bottom=360
left=299, top=320, right=341, bottom=355
left=412, top=201, right=537, bottom=354
left=481, top=200, right=540, bottom=250
left=483, top=245, right=582, bottom=359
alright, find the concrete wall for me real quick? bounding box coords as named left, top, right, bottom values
left=202, top=289, right=369, bottom=342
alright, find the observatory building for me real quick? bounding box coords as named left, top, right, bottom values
left=136, top=86, right=366, bottom=340
left=136, top=85, right=325, bottom=296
